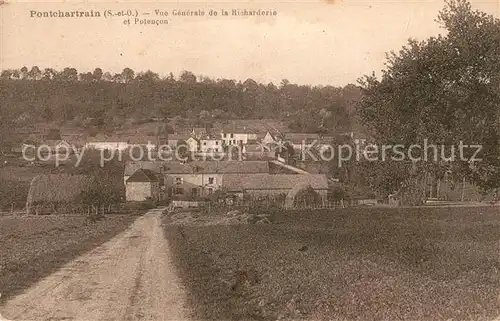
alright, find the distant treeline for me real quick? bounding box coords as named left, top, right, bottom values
left=0, top=67, right=362, bottom=134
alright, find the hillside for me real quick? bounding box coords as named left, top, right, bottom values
left=0, top=69, right=363, bottom=145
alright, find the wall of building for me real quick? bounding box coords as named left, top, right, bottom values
left=165, top=173, right=223, bottom=198
left=221, top=133, right=253, bottom=145
left=200, top=139, right=223, bottom=153
left=186, top=138, right=199, bottom=152
left=126, top=182, right=156, bottom=201
left=85, top=142, right=129, bottom=151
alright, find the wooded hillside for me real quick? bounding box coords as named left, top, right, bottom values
left=0, top=69, right=362, bottom=136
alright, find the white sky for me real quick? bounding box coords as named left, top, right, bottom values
left=0, top=0, right=498, bottom=86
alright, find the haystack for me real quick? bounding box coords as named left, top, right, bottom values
left=26, top=174, right=95, bottom=214
left=285, top=183, right=322, bottom=208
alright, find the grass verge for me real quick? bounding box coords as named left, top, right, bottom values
left=0, top=214, right=139, bottom=302
left=164, top=207, right=500, bottom=321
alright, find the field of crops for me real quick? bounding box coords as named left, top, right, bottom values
left=0, top=214, right=138, bottom=300
left=164, top=206, right=500, bottom=321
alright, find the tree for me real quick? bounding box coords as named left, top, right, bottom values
left=179, top=70, right=197, bottom=84
left=11, top=69, right=20, bottom=79
left=28, top=66, right=41, bottom=80
left=42, top=68, right=57, bottom=80
left=357, top=0, right=500, bottom=198
left=121, top=67, right=135, bottom=83
left=20, top=66, right=28, bottom=80
left=135, top=70, right=159, bottom=83
left=60, top=67, right=78, bottom=81
left=93, top=68, right=103, bottom=82
left=79, top=72, right=94, bottom=82
left=0, top=70, right=12, bottom=80
left=102, top=71, right=113, bottom=82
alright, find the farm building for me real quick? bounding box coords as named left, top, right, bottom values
left=221, top=173, right=328, bottom=204
left=125, top=168, right=161, bottom=201
left=26, top=174, right=95, bottom=214
left=124, top=160, right=271, bottom=200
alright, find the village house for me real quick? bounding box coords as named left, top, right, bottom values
left=173, top=127, right=209, bottom=139
left=221, top=173, right=329, bottom=206
left=124, top=160, right=270, bottom=200
left=199, top=134, right=223, bottom=153
left=190, top=127, right=209, bottom=139
left=162, top=160, right=270, bottom=199
left=125, top=168, right=161, bottom=201
left=242, top=143, right=276, bottom=160
left=84, top=135, right=129, bottom=151
left=220, top=123, right=258, bottom=146
left=185, top=136, right=200, bottom=153
left=261, top=131, right=279, bottom=145
left=166, top=133, right=190, bottom=148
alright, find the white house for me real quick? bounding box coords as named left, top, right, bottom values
left=185, top=137, right=199, bottom=153
left=221, top=131, right=257, bottom=146
left=261, top=131, right=278, bottom=145
left=85, top=141, right=129, bottom=151
left=199, top=137, right=223, bottom=153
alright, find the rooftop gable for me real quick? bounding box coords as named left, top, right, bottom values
left=126, top=168, right=159, bottom=183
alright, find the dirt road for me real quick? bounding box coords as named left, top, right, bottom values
left=0, top=209, right=190, bottom=321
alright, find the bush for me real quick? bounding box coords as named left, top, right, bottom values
left=329, top=185, right=346, bottom=201
left=122, top=200, right=155, bottom=212
left=293, top=186, right=322, bottom=207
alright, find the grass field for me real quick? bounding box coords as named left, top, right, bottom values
left=0, top=214, right=138, bottom=301
left=164, top=207, right=500, bottom=321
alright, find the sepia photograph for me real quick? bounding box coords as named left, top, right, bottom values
left=1, top=0, right=500, bottom=320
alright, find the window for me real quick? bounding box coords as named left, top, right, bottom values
left=208, top=177, right=214, bottom=184
left=230, top=134, right=234, bottom=138
left=191, top=188, right=198, bottom=196
left=203, top=142, right=207, bottom=146
left=174, top=187, right=184, bottom=195
left=207, top=188, right=214, bottom=195
left=215, top=141, right=219, bottom=145
left=175, top=177, right=182, bottom=185
left=233, top=140, right=236, bottom=144
left=215, top=148, right=219, bottom=152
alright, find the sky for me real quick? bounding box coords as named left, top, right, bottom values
left=0, top=0, right=499, bottom=86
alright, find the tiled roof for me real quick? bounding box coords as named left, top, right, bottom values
left=124, top=160, right=270, bottom=176
left=126, top=168, right=159, bottom=183
left=124, top=161, right=164, bottom=176
left=167, top=134, right=190, bottom=141
left=221, top=174, right=328, bottom=192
